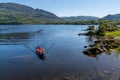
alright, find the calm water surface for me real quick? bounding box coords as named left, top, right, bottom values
left=0, top=25, right=120, bottom=80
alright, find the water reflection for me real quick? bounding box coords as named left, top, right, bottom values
left=86, top=36, right=97, bottom=45
left=0, top=29, right=46, bottom=61
left=83, top=51, right=101, bottom=60
left=0, top=30, right=43, bottom=44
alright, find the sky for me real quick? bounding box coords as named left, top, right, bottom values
left=0, top=0, right=120, bottom=17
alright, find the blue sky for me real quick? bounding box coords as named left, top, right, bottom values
left=0, top=0, right=119, bottom=17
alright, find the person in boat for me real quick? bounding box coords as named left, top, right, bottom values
left=36, top=47, right=45, bottom=54
left=36, top=46, right=46, bottom=60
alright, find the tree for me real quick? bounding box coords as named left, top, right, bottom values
left=87, top=25, right=95, bottom=30
left=96, top=21, right=119, bottom=36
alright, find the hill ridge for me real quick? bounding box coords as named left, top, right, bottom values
left=0, top=2, right=62, bottom=24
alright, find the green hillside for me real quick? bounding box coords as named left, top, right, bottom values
left=61, top=16, right=99, bottom=21
left=0, top=2, right=62, bottom=24
left=101, top=14, right=120, bottom=20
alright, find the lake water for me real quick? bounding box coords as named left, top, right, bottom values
left=0, top=25, right=120, bottom=80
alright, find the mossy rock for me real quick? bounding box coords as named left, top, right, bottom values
left=83, top=47, right=102, bottom=55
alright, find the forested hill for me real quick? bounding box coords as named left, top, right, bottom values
left=101, top=14, right=120, bottom=20
left=0, top=2, right=62, bottom=24
left=61, top=16, right=99, bottom=21
left=61, top=14, right=120, bottom=21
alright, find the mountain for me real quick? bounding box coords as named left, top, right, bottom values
left=62, top=14, right=120, bottom=21
left=0, top=2, right=62, bottom=24
left=101, top=14, right=120, bottom=20
left=61, top=16, right=99, bottom=21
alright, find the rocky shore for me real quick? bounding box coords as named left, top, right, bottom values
left=83, top=37, right=120, bottom=56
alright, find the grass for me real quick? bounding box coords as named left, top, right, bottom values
left=105, top=29, right=120, bottom=52
left=105, top=30, right=120, bottom=37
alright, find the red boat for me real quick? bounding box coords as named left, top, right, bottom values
left=36, top=47, right=45, bottom=60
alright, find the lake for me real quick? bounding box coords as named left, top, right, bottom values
left=0, top=25, right=120, bottom=80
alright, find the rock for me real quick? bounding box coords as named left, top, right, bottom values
left=108, top=37, right=114, bottom=39
left=78, top=33, right=87, bottom=36
left=109, top=49, right=116, bottom=52
left=84, top=46, right=87, bottom=48
left=100, top=46, right=107, bottom=51
left=98, top=48, right=103, bottom=52
left=115, top=42, right=120, bottom=45
left=89, top=44, right=94, bottom=47
left=111, top=68, right=115, bottom=71
left=98, top=72, right=105, bottom=77
left=83, top=48, right=102, bottom=54
left=104, top=70, right=111, bottom=75
left=96, top=77, right=102, bottom=80
left=83, top=47, right=102, bottom=57
left=83, top=49, right=91, bottom=54
left=63, top=77, right=69, bottom=80
left=94, top=41, right=100, bottom=44
left=112, top=43, right=119, bottom=48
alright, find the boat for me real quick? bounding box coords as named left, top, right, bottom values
left=36, top=47, right=45, bottom=60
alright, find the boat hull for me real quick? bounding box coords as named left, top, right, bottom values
left=36, top=52, right=45, bottom=60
